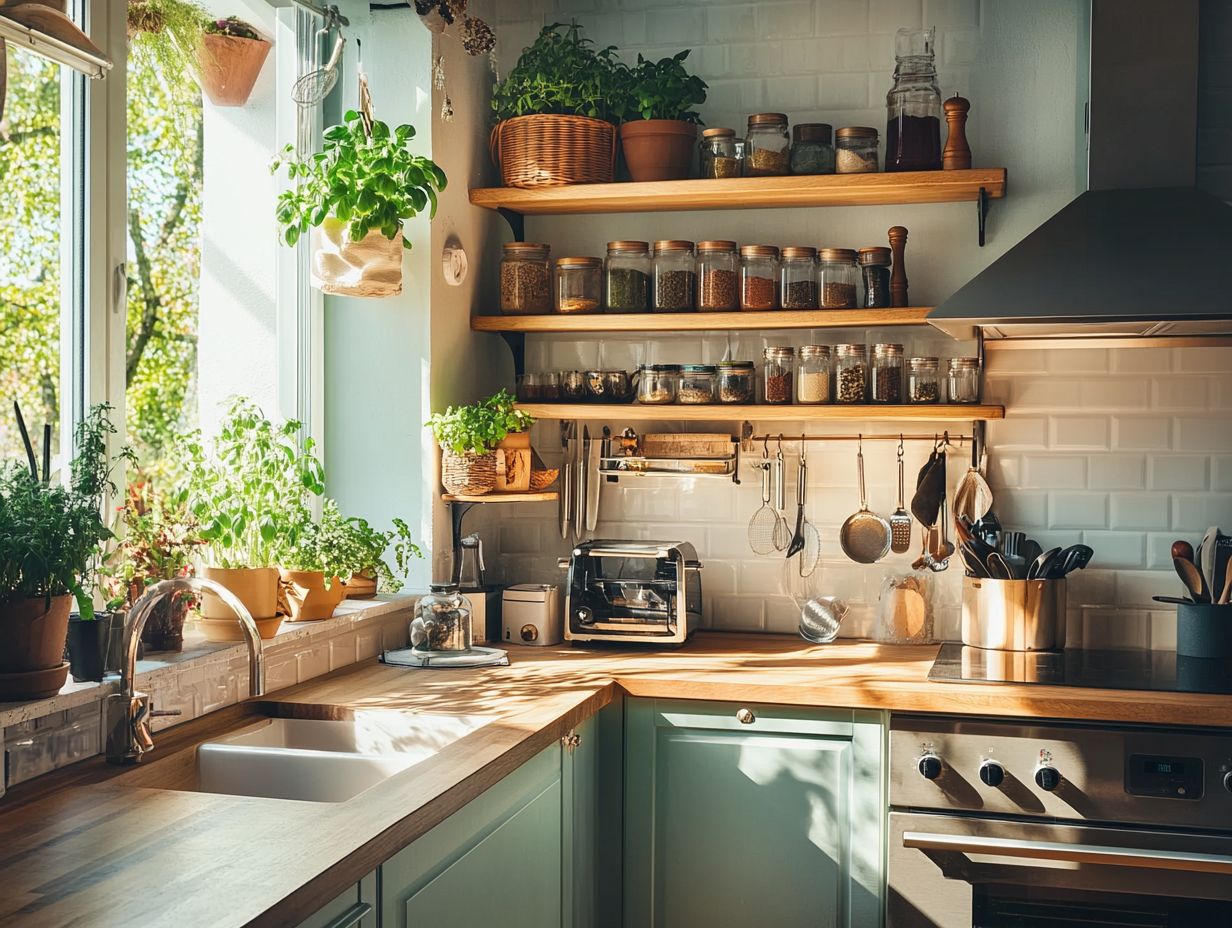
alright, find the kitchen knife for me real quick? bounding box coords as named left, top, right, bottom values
left=559, top=422, right=572, bottom=540
left=574, top=426, right=587, bottom=542
left=585, top=433, right=601, bottom=532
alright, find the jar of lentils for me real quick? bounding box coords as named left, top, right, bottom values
left=908, top=357, right=941, bottom=404
left=947, top=357, right=981, bottom=403
left=652, top=240, right=696, bottom=312
left=745, top=113, right=791, bottom=176
left=697, top=240, right=740, bottom=312
left=638, top=364, right=680, bottom=405
left=871, top=343, right=904, bottom=403
left=554, top=257, right=602, bottom=314
left=835, top=343, right=868, bottom=404
left=678, top=365, right=718, bottom=404
left=604, top=241, right=651, bottom=313
left=790, top=123, right=835, bottom=174
left=499, top=242, right=552, bottom=314
left=740, top=245, right=779, bottom=311
left=795, top=345, right=832, bottom=404
left=857, top=246, right=892, bottom=308
left=780, top=246, right=818, bottom=309
left=817, top=248, right=859, bottom=309
left=699, top=127, right=744, bottom=179
left=717, top=361, right=755, bottom=404
left=763, top=347, right=795, bottom=404
left=835, top=126, right=880, bottom=173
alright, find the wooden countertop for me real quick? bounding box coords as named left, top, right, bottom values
left=2, top=633, right=1229, bottom=927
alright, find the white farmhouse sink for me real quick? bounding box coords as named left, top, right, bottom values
left=197, top=713, right=492, bottom=803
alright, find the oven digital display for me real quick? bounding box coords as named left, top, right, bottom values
left=1126, top=753, right=1203, bottom=799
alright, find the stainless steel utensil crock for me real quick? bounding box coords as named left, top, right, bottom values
left=961, top=576, right=1065, bottom=651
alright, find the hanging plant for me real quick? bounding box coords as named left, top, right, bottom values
left=197, top=15, right=271, bottom=107
left=127, top=0, right=208, bottom=93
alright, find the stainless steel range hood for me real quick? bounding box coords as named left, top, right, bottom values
left=928, top=0, right=1232, bottom=343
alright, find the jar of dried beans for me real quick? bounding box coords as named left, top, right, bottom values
left=638, top=364, right=680, bottom=405
left=795, top=345, right=832, bottom=404
left=857, top=246, right=892, bottom=309
left=908, top=357, right=940, bottom=404
left=499, top=242, right=551, bottom=314
left=745, top=113, right=790, bottom=176
left=817, top=248, right=859, bottom=309
left=678, top=365, right=718, bottom=404
left=947, top=357, right=981, bottom=403
left=835, top=343, right=868, bottom=404
left=700, top=127, right=744, bottom=179
left=780, top=246, right=818, bottom=309
left=717, top=362, right=755, bottom=404
left=604, top=240, right=651, bottom=313
left=835, top=126, right=879, bottom=173
left=554, top=257, right=602, bottom=314
left=763, top=347, right=794, bottom=404
left=871, top=343, right=904, bottom=403
left=652, top=240, right=696, bottom=312
left=740, top=245, right=779, bottom=311
left=697, top=240, right=739, bottom=312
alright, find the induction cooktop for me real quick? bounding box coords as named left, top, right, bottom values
left=929, top=643, right=1232, bottom=695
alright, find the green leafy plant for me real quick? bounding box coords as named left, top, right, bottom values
left=203, top=15, right=260, bottom=40
left=491, top=22, right=625, bottom=123
left=100, top=478, right=202, bottom=612
left=617, top=50, right=707, bottom=122
left=427, top=390, right=535, bottom=456
left=342, top=515, right=421, bottom=593
left=281, top=500, right=422, bottom=592
left=271, top=111, right=447, bottom=249
left=128, top=0, right=209, bottom=92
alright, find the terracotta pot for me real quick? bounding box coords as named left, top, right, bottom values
left=495, top=430, right=532, bottom=492
left=344, top=571, right=379, bottom=600
left=620, top=119, right=698, bottom=182
left=311, top=221, right=403, bottom=298
left=199, top=566, right=279, bottom=641
left=279, top=569, right=346, bottom=621
left=0, top=594, right=72, bottom=700
left=66, top=611, right=125, bottom=683
left=196, top=33, right=271, bottom=107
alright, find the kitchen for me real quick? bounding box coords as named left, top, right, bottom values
left=0, top=0, right=1229, bottom=926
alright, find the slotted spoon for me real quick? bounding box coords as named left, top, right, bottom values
left=747, top=445, right=777, bottom=556
left=889, top=439, right=912, bottom=553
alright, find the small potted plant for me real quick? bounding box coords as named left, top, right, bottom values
left=278, top=499, right=354, bottom=622
left=272, top=111, right=447, bottom=297
left=427, top=390, right=535, bottom=496
left=197, top=16, right=271, bottom=107
left=617, top=50, right=708, bottom=182
left=340, top=516, right=422, bottom=599
left=128, top=0, right=208, bottom=99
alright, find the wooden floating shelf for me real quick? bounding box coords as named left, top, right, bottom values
left=514, top=404, right=1003, bottom=422
left=469, top=168, right=1007, bottom=215
left=473, top=307, right=936, bottom=334
left=441, top=492, right=558, bottom=504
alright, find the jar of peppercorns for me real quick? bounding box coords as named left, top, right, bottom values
left=780, top=247, right=818, bottom=309
left=908, top=357, right=941, bottom=404
left=763, top=347, right=794, bottom=404
left=834, top=343, right=868, bottom=404
left=857, top=246, right=892, bottom=308
left=871, top=343, right=904, bottom=403
left=652, top=240, right=696, bottom=312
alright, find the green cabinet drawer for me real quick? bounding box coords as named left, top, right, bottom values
left=294, top=872, right=376, bottom=928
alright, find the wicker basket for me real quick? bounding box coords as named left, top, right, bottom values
left=490, top=114, right=617, bottom=188
left=441, top=449, right=498, bottom=496
left=529, top=468, right=559, bottom=491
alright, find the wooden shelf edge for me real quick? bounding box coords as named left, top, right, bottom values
left=472, top=307, right=936, bottom=333
left=514, top=404, right=1004, bottom=422
left=441, top=492, right=559, bottom=504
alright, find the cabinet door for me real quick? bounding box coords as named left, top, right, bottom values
left=624, top=699, right=885, bottom=928
left=294, top=871, right=376, bottom=928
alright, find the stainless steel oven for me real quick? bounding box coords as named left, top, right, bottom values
left=888, top=716, right=1232, bottom=927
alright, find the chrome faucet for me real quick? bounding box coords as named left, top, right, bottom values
left=104, top=577, right=266, bottom=765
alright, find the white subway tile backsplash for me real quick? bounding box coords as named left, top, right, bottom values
left=1048, top=492, right=1108, bottom=530
left=1089, top=454, right=1146, bottom=490
left=1109, top=492, right=1170, bottom=531
left=759, top=1, right=818, bottom=38
left=923, top=0, right=979, bottom=26
left=1081, top=531, right=1146, bottom=569
left=1082, top=378, right=1151, bottom=410
left=705, top=5, right=757, bottom=42
left=1113, top=416, right=1173, bottom=451
left=645, top=7, right=704, bottom=43
left=1023, top=455, right=1087, bottom=489
left=1149, top=455, right=1208, bottom=490
left=1151, top=376, right=1211, bottom=410
left=1111, top=349, right=1172, bottom=373
left=996, top=490, right=1046, bottom=528
left=1175, top=346, right=1231, bottom=372
left=815, top=0, right=869, bottom=34
left=987, top=416, right=1048, bottom=449
left=1177, top=416, right=1232, bottom=452
left=1172, top=494, right=1232, bottom=533
left=817, top=71, right=869, bottom=107
left=869, top=0, right=922, bottom=28
left=1051, top=417, right=1110, bottom=451
left=1213, top=456, right=1232, bottom=492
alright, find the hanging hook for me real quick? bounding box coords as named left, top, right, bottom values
left=763, top=435, right=770, bottom=457
left=777, top=433, right=784, bottom=454
left=799, top=438, right=807, bottom=463
left=858, top=433, right=863, bottom=454
left=898, top=433, right=904, bottom=457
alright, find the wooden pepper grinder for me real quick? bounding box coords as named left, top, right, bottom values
left=888, top=226, right=909, bottom=307
left=943, top=94, right=972, bottom=170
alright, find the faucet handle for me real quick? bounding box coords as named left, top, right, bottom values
left=150, top=708, right=183, bottom=719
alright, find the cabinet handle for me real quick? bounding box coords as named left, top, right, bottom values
left=735, top=708, right=756, bottom=725
left=561, top=730, right=581, bottom=751
left=321, top=902, right=372, bottom=928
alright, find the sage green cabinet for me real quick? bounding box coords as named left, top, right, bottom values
left=623, top=699, right=885, bottom=928
left=294, top=871, right=376, bottom=928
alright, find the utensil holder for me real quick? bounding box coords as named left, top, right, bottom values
left=1176, top=602, right=1232, bottom=659
left=961, top=577, right=1065, bottom=651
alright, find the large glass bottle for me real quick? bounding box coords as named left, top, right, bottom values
left=885, top=27, right=941, bottom=172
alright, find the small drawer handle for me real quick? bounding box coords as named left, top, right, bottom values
left=322, top=902, right=372, bottom=928
left=735, top=708, right=756, bottom=725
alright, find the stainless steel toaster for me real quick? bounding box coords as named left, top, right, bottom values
left=561, top=540, right=702, bottom=645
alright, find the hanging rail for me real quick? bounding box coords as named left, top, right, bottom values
left=282, top=0, right=349, bottom=26
left=746, top=432, right=971, bottom=443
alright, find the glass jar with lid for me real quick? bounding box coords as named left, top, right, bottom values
left=410, top=583, right=472, bottom=652
left=604, top=240, right=650, bottom=313
left=817, top=248, right=859, bottom=309
left=908, top=357, right=941, bottom=404
left=790, top=123, right=835, bottom=174
left=780, top=246, right=818, bottom=309
left=637, top=364, right=680, bottom=405
left=697, top=240, right=739, bottom=312
left=717, top=362, right=755, bottom=404
left=699, top=127, right=744, bottom=179
left=499, top=242, right=552, bottom=314
left=834, top=343, right=868, bottom=404
left=763, top=347, right=794, bottom=404
left=795, top=345, right=832, bottom=404
left=835, top=126, right=880, bottom=173
left=744, top=113, right=790, bottom=176
left=947, top=357, right=981, bottom=403
left=740, top=245, right=779, bottom=311
left=554, top=257, right=602, bottom=314
left=886, top=27, right=942, bottom=172
left=652, top=240, right=696, bottom=312
left=871, top=343, right=905, bottom=403
left=857, top=246, right=892, bottom=308
left=678, top=365, right=718, bottom=404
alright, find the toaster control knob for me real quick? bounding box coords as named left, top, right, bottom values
left=1035, top=764, right=1062, bottom=792
left=917, top=754, right=943, bottom=780
left=520, top=624, right=538, bottom=642
left=979, top=760, right=1006, bottom=788
left=576, top=607, right=594, bottom=626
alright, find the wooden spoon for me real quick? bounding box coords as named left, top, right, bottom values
left=1174, top=556, right=1208, bottom=603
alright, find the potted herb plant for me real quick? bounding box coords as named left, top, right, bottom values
left=490, top=22, right=624, bottom=187
left=197, top=16, right=271, bottom=107
left=278, top=499, right=353, bottom=622
left=272, top=111, right=447, bottom=297
left=427, top=390, right=535, bottom=496
left=340, top=516, right=422, bottom=599
left=617, top=50, right=708, bottom=182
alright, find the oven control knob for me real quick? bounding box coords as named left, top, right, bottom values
left=1223, top=771, right=1232, bottom=795
left=1035, top=764, right=1062, bottom=791
left=979, top=760, right=1006, bottom=787
left=917, top=754, right=943, bottom=780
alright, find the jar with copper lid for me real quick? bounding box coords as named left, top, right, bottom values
left=604, top=240, right=650, bottom=313
left=790, top=123, right=835, bottom=174
left=835, top=126, right=879, bottom=173
left=740, top=245, right=779, bottom=311
left=763, top=347, right=794, bottom=404
left=780, top=246, right=818, bottom=309
left=796, top=345, right=832, bottom=404
left=717, top=361, right=755, bottom=403
left=678, top=365, right=718, bottom=404
left=908, top=357, right=941, bottom=404
left=554, top=257, right=602, bottom=314
left=947, top=357, right=981, bottom=403
left=652, top=240, right=696, bottom=311
left=817, top=248, right=858, bottom=309
left=871, top=343, right=904, bottom=403
left=499, top=242, right=552, bottom=314
left=857, top=246, right=892, bottom=308
left=697, top=240, right=739, bottom=311
left=744, top=113, right=790, bottom=176
left=699, top=127, right=744, bottom=179
left=834, top=343, right=868, bottom=404
left=638, top=364, right=680, bottom=405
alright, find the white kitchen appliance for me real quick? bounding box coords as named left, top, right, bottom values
left=501, top=584, right=562, bottom=646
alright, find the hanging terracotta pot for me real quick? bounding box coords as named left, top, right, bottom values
left=196, top=33, right=272, bottom=107
left=311, top=220, right=404, bottom=297
left=0, top=594, right=72, bottom=700
left=620, top=119, right=698, bottom=181
left=279, top=569, right=346, bottom=622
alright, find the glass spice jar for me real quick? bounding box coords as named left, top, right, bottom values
left=699, top=127, right=744, bottom=179
left=678, top=365, right=718, bottom=404
left=908, top=357, right=941, bottom=404
left=763, top=347, right=794, bottom=404
left=948, top=357, right=981, bottom=403
left=638, top=364, right=680, bottom=405
left=717, top=361, right=755, bottom=404
left=885, top=27, right=942, bottom=172
left=835, top=126, right=880, bottom=173
left=795, top=345, right=832, bottom=404
left=697, top=240, right=740, bottom=312
left=835, top=343, right=868, bottom=404
left=790, top=123, right=835, bottom=174
left=871, top=343, right=905, bottom=403
left=745, top=113, right=791, bottom=176
left=857, top=246, right=892, bottom=308
left=554, top=257, right=602, bottom=314
left=652, top=240, right=696, bottom=312
left=499, top=242, right=552, bottom=314
left=604, top=240, right=650, bottom=313
left=515, top=371, right=560, bottom=402
left=817, top=248, right=859, bottom=309
left=780, top=246, right=818, bottom=309
left=740, top=245, right=779, bottom=311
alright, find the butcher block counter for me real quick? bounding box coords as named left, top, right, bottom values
left=1, top=632, right=1229, bottom=928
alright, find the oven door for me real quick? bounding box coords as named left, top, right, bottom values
left=888, top=811, right=1232, bottom=928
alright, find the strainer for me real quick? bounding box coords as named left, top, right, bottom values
left=293, top=14, right=345, bottom=106
left=839, top=436, right=891, bottom=564
left=747, top=440, right=777, bottom=556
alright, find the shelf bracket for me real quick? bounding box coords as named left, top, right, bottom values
left=497, top=207, right=525, bottom=242
left=499, top=331, right=526, bottom=379
left=448, top=500, right=477, bottom=586
left=977, top=186, right=989, bottom=247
